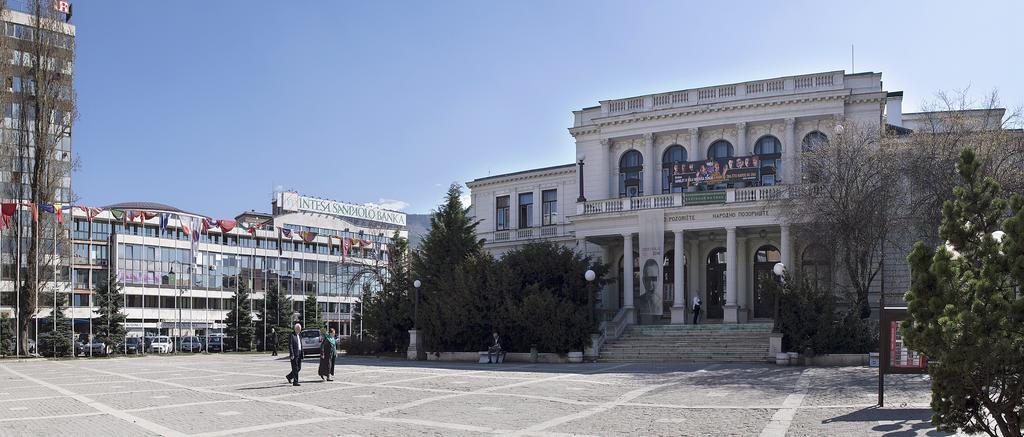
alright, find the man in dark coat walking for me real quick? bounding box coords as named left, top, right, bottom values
left=270, top=328, right=278, bottom=356
left=285, top=323, right=303, bottom=386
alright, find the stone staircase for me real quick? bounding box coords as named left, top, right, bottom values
left=598, top=322, right=773, bottom=363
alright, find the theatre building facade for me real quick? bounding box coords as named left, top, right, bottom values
left=468, top=70, right=902, bottom=327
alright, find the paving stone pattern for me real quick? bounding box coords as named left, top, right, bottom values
left=0, top=354, right=947, bottom=436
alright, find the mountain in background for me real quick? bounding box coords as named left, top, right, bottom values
left=406, top=213, right=431, bottom=248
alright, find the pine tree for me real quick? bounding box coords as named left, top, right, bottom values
left=903, top=149, right=1024, bottom=436
left=363, top=232, right=413, bottom=352
left=257, top=282, right=293, bottom=351
left=92, top=279, right=127, bottom=350
left=37, top=292, right=73, bottom=357
left=0, top=313, right=13, bottom=356
left=303, top=294, right=322, bottom=332
left=411, top=184, right=483, bottom=351
left=224, top=280, right=255, bottom=351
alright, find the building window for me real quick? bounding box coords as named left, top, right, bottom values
left=707, top=140, right=734, bottom=159
left=801, top=131, right=828, bottom=182
left=754, top=135, right=783, bottom=186
left=802, top=131, right=828, bottom=152
left=518, top=192, right=533, bottom=228
left=661, top=145, right=687, bottom=193
left=619, top=150, right=644, bottom=198
left=541, top=189, right=557, bottom=226
left=495, top=195, right=510, bottom=231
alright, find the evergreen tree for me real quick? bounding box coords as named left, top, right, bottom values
left=903, top=149, right=1024, bottom=436
left=303, top=294, right=323, bottom=332
left=92, top=278, right=127, bottom=350
left=224, top=281, right=255, bottom=351
left=411, top=184, right=483, bottom=351
left=0, top=313, right=13, bottom=356
left=38, top=292, right=73, bottom=357
left=363, top=232, right=413, bottom=352
left=257, top=282, right=293, bottom=351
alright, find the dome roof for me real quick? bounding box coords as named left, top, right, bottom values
left=102, top=201, right=198, bottom=216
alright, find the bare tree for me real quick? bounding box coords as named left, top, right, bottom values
left=898, top=89, right=1024, bottom=243
left=781, top=120, right=902, bottom=318
left=1, top=0, right=77, bottom=356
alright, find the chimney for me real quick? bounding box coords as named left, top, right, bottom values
left=886, top=91, right=903, bottom=127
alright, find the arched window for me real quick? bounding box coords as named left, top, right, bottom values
left=661, top=145, right=687, bottom=194
left=618, top=150, right=644, bottom=197
left=754, top=135, right=783, bottom=186
left=802, top=131, right=828, bottom=152
left=801, top=244, right=831, bottom=292
left=707, top=140, right=734, bottom=159
left=800, top=131, right=828, bottom=182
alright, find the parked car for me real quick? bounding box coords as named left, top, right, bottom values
left=77, top=339, right=111, bottom=356
left=300, top=329, right=322, bottom=356
left=148, top=336, right=173, bottom=353
left=8, top=337, right=35, bottom=354
left=206, top=336, right=225, bottom=353
left=116, top=337, right=144, bottom=354
left=179, top=336, right=203, bottom=353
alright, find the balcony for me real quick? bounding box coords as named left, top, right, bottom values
left=479, top=224, right=573, bottom=244
left=590, top=71, right=843, bottom=121
left=576, top=185, right=786, bottom=216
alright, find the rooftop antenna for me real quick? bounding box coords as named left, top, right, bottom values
left=851, top=44, right=855, bottom=73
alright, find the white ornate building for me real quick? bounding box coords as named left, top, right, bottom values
left=468, top=70, right=912, bottom=328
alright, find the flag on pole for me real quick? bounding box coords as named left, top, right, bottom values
left=0, top=203, right=15, bottom=229
left=299, top=231, right=318, bottom=244
left=29, top=202, right=38, bottom=222
left=142, top=211, right=158, bottom=220
left=110, top=209, right=126, bottom=224
left=202, top=217, right=214, bottom=233
left=342, top=238, right=350, bottom=260
left=159, top=213, right=170, bottom=234
left=190, top=217, right=200, bottom=252
left=218, top=220, right=237, bottom=233
left=181, top=216, right=192, bottom=236
left=279, top=227, right=293, bottom=239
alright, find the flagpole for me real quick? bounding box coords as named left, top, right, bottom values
left=15, top=202, right=20, bottom=356
left=52, top=208, right=57, bottom=357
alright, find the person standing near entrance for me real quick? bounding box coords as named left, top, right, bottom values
left=692, top=296, right=702, bottom=324
left=270, top=328, right=278, bottom=356
left=286, top=323, right=303, bottom=386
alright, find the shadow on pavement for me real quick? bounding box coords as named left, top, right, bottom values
left=823, top=406, right=948, bottom=436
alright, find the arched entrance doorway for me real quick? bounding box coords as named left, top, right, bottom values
left=617, top=252, right=639, bottom=312
left=752, top=245, right=781, bottom=319
left=662, top=250, right=686, bottom=319
left=706, top=248, right=727, bottom=320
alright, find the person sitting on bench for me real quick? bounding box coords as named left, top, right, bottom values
left=487, top=332, right=504, bottom=364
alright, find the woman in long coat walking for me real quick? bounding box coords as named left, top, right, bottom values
left=318, top=328, right=337, bottom=381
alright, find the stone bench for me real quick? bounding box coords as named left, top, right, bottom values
left=478, top=351, right=505, bottom=363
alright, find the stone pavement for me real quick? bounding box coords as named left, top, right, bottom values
left=0, top=354, right=946, bottom=436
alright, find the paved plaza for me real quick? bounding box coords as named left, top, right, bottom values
left=0, top=354, right=943, bottom=436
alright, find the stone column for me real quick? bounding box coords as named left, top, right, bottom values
left=643, top=133, right=655, bottom=196
left=622, top=232, right=635, bottom=323
left=724, top=227, right=739, bottom=323
left=671, top=230, right=686, bottom=324
left=784, top=118, right=796, bottom=184
left=736, top=122, right=748, bottom=156
left=602, top=138, right=614, bottom=199
left=533, top=188, right=542, bottom=228
left=780, top=224, right=793, bottom=276
left=689, top=127, right=700, bottom=160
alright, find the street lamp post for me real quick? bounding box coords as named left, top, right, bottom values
left=583, top=270, right=596, bottom=329
left=413, top=279, right=421, bottom=330
left=772, top=262, right=786, bottom=333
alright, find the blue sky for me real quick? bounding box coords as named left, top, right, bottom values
left=72, top=1, right=1023, bottom=217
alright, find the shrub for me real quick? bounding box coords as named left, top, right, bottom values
left=337, top=336, right=380, bottom=356
left=764, top=276, right=878, bottom=355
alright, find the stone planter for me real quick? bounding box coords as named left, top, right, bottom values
left=567, top=351, right=583, bottom=363
left=775, top=352, right=790, bottom=365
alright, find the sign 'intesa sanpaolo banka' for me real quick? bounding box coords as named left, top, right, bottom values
left=278, top=192, right=407, bottom=227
